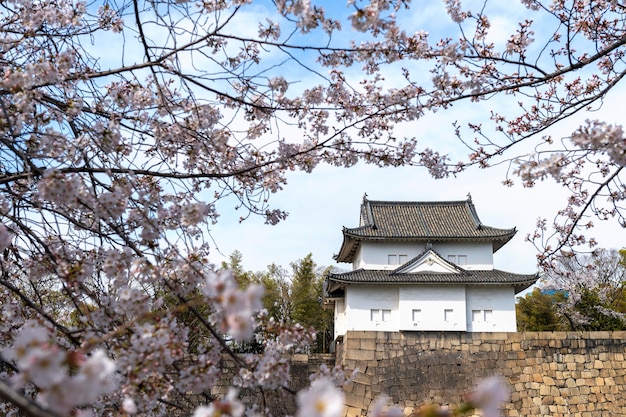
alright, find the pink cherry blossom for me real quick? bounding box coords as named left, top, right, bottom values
left=296, top=378, right=344, bottom=417
left=467, top=377, right=509, bottom=417
left=0, top=0, right=625, bottom=416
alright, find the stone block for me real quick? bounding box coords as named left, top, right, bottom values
left=543, top=376, right=556, bottom=385
left=345, top=406, right=362, bottom=417
left=539, top=385, right=552, bottom=396
left=345, top=349, right=376, bottom=361
left=360, top=338, right=377, bottom=351
left=353, top=383, right=366, bottom=397
left=292, top=354, right=308, bottom=363
left=346, top=338, right=361, bottom=350
left=344, top=392, right=367, bottom=409
left=575, top=355, right=586, bottom=363
left=343, top=359, right=357, bottom=370
left=352, top=372, right=372, bottom=386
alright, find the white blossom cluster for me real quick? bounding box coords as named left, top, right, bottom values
left=0, top=0, right=623, bottom=415
left=3, top=321, right=117, bottom=415
left=571, top=120, right=626, bottom=166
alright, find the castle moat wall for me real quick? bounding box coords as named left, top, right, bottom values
left=337, top=331, right=626, bottom=417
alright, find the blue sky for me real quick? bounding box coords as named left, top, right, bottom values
left=81, top=0, right=620, bottom=277
left=208, top=90, right=625, bottom=277
left=208, top=152, right=623, bottom=276
left=204, top=1, right=626, bottom=276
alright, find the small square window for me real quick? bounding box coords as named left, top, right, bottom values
left=371, top=309, right=380, bottom=321
left=458, top=255, right=467, bottom=265
left=444, top=309, right=453, bottom=322
left=448, top=255, right=457, bottom=263
left=388, top=255, right=397, bottom=264
left=484, top=310, right=493, bottom=322
left=412, top=309, right=421, bottom=322
left=382, top=309, right=391, bottom=322
left=472, top=310, right=482, bottom=322
left=398, top=254, right=408, bottom=264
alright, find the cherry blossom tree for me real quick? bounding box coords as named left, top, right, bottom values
left=0, top=0, right=624, bottom=415
left=543, top=248, right=626, bottom=330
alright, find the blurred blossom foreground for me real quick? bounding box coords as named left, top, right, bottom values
left=294, top=376, right=510, bottom=417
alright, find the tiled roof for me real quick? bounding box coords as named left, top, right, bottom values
left=326, top=268, right=538, bottom=295
left=334, top=196, right=516, bottom=262
left=352, top=198, right=515, bottom=240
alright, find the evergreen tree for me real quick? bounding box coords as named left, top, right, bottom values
left=221, top=250, right=253, bottom=288
left=290, top=254, right=333, bottom=353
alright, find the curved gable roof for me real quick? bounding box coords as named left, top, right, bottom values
left=334, top=196, right=516, bottom=263
left=352, top=197, right=514, bottom=239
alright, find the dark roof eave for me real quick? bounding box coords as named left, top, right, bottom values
left=329, top=278, right=539, bottom=286
left=334, top=233, right=359, bottom=263
left=342, top=231, right=516, bottom=241
left=327, top=269, right=539, bottom=287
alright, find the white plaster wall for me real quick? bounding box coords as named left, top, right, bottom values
left=398, top=286, right=467, bottom=331
left=357, top=241, right=426, bottom=270
left=334, top=299, right=346, bottom=340
left=333, top=284, right=517, bottom=337
left=465, top=286, right=517, bottom=332
left=429, top=242, right=494, bottom=270
left=352, top=249, right=363, bottom=270
left=356, top=241, right=494, bottom=271
left=344, top=286, right=399, bottom=332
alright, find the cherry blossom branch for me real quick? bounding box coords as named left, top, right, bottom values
left=541, top=166, right=623, bottom=262
left=0, top=379, right=61, bottom=417
left=0, top=276, right=81, bottom=346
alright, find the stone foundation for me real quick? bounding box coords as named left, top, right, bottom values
left=337, top=331, right=626, bottom=417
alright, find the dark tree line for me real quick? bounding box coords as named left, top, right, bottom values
left=221, top=251, right=334, bottom=353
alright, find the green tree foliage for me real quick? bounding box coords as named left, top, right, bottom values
left=220, top=252, right=333, bottom=352
left=290, top=254, right=320, bottom=329
left=516, top=289, right=567, bottom=331
left=221, top=250, right=254, bottom=288
left=572, top=288, right=626, bottom=331
left=289, top=254, right=334, bottom=353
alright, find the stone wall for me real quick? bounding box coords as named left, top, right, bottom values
left=337, top=330, right=626, bottom=417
